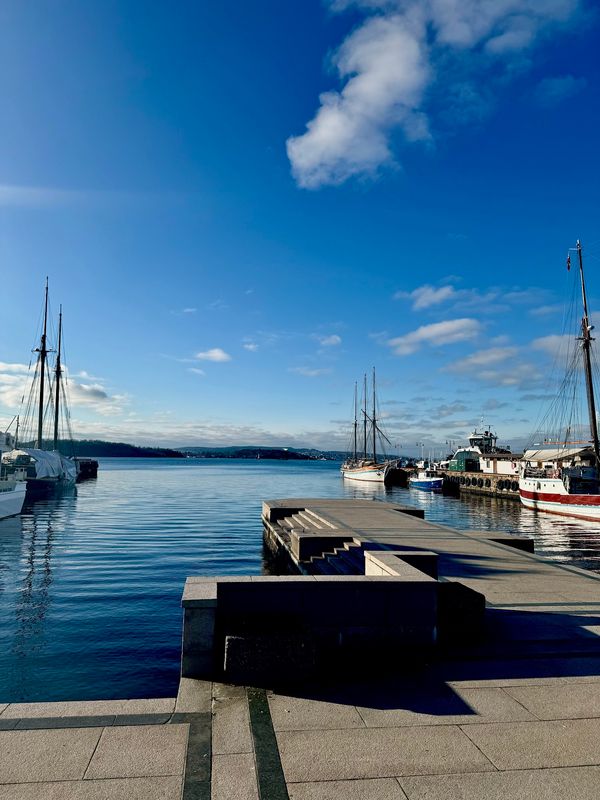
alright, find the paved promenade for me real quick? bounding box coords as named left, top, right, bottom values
left=3, top=499, right=600, bottom=798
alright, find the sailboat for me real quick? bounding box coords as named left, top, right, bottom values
left=2, top=282, right=78, bottom=493
left=519, top=240, right=600, bottom=520
left=341, top=369, right=401, bottom=485
left=0, top=430, right=27, bottom=519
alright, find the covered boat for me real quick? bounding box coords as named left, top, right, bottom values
left=519, top=241, right=600, bottom=521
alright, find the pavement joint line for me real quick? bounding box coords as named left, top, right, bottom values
left=178, top=711, right=212, bottom=800
left=1, top=712, right=178, bottom=730
left=247, top=687, right=290, bottom=800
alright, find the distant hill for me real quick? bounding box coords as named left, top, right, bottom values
left=23, top=439, right=186, bottom=459
left=181, top=446, right=312, bottom=460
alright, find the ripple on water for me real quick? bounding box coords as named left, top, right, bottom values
left=1, top=457, right=600, bottom=702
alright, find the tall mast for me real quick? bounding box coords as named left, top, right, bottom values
left=53, top=305, right=63, bottom=451
left=36, top=278, right=49, bottom=449
left=353, top=381, right=358, bottom=461
left=577, top=240, right=600, bottom=468
left=372, top=367, right=377, bottom=464
left=363, top=373, right=368, bottom=460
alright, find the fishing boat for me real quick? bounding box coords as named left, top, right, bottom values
left=341, top=369, right=401, bottom=485
left=2, top=282, right=78, bottom=493
left=519, top=241, right=600, bottom=520
left=409, top=469, right=443, bottom=492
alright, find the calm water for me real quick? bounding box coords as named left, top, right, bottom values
left=1, top=457, right=600, bottom=702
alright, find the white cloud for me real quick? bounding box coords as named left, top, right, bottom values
left=243, top=343, right=259, bottom=352
left=289, top=367, right=332, bottom=377
left=317, top=334, right=342, bottom=346
left=532, top=334, right=573, bottom=356
left=388, top=318, right=481, bottom=355
left=535, top=74, right=587, bottom=107
left=395, top=285, right=456, bottom=309
left=195, top=348, right=232, bottom=362
left=182, top=307, right=197, bottom=314
left=188, top=367, right=205, bottom=375
left=287, top=0, right=579, bottom=187
left=445, top=346, right=518, bottom=372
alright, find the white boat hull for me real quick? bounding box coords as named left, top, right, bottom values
left=341, top=465, right=388, bottom=483
left=0, top=481, right=26, bottom=519
left=519, top=476, right=600, bottom=521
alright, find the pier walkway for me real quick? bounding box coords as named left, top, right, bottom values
left=3, top=498, right=600, bottom=799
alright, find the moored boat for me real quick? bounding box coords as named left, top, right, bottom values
left=519, top=241, right=600, bottom=520
left=409, top=469, right=443, bottom=492
left=2, top=282, right=78, bottom=494
left=341, top=370, right=401, bottom=485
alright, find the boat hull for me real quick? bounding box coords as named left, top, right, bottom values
left=341, top=466, right=387, bottom=484
left=0, top=481, right=26, bottom=519
left=519, top=476, right=600, bottom=521
left=409, top=478, right=443, bottom=492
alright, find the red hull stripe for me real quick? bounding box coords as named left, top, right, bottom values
left=520, top=489, right=600, bottom=506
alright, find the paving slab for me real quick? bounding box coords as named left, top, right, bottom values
left=268, top=693, right=365, bottom=731
left=399, top=766, right=600, bottom=800
left=461, top=717, right=600, bottom=770
left=288, top=778, right=407, bottom=800
left=212, top=691, right=253, bottom=754
left=0, top=776, right=183, bottom=800
left=211, top=753, right=258, bottom=800
left=85, top=724, right=188, bottom=779
left=176, top=678, right=211, bottom=713
left=356, top=687, right=536, bottom=727
left=0, top=727, right=101, bottom=783
left=505, top=682, right=600, bottom=720
left=1, top=699, right=175, bottom=719
left=277, top=725, right=494, bottom=782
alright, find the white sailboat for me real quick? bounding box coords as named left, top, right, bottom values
left=519, top=241, right=600, bottom=521
left=2, top=282, right=78, bottom=493
left=341, top=369, right=400, bottom=485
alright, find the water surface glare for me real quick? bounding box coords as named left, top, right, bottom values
left=1, top=457, right=600, bottom=702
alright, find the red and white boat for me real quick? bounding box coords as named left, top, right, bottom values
left=519, top=241, right=600, bottom=521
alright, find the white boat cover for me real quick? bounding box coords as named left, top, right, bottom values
left=523, top=446, right=592, bottom=462
left=2, top=448, right=77, bottom=481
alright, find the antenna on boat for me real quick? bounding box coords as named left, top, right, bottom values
left=363, top=373, right=368, bottom=460
left=53, top=305, right=63, bottom=451
left=575, top=240, right=600, bottom=469
left=35, top=278, right=49, bottom=449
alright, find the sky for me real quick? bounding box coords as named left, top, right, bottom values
left=0, top=0, right=599, bottom=454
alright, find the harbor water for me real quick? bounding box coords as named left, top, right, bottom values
left=1, top=457, right=600, bottom=703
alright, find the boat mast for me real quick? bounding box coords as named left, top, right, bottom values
left=577, top=240, right=600, bottom=468
left=36, top=278, right=49, bottom=449
left=53, top=305, right=63, bottom=451
left=372, top=367, right=377, bottom=464
left=363, top=373, right=367, bottom=460
left=353, top=381, right=358, bottom=461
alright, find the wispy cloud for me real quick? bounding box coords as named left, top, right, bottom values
left=531, top=334, right=572, bottom=356
left=188, top=367, right=205, bottom=376
left=287, top=0, right=579, bottom=187
left=388, top=318, right=481, bottom=356
left=317, top=334, right=342, bottom=346
left=534, top=74, right=587, bottom=107
left=195, top=348, right=232, bottom=362
left=445, top=347, right=518, bottom=372
left=182, top=307, right=197, bottom=314
left=243, top=342, right=259, bottom=352
left=289, top=367, right=332, bottom=377
left=394, top=285, right=456, bottom=310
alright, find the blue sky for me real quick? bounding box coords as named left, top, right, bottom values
left=1, top=0, right=599, bottom=453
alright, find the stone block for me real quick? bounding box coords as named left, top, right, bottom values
left=364, top=550, right=438, bottom=579
left=291, top=532, right=356, bottom=562
left=437, top=581, right=485, bottom=643
left=223, top=632, right=317, bottom=685
left=0, top=728, right=101, bottom=783
left=85, top=724, right=188, bottom=779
